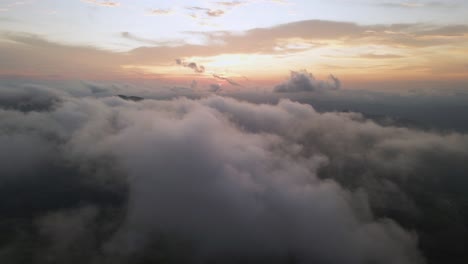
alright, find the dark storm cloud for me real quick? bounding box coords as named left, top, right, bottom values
left=274, top=70, right=341, bottom=92
left=2, top=81, right=468, bottom=263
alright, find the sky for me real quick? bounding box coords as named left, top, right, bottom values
left=2, top=2, right=468, bottom=263
left=0, top=0, right=467, bottom=89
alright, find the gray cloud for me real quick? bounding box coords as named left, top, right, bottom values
left=213, top=74, right=243, bottom=87
left=2, top=81, right=468, bottom=263
left=176, top=58, right=206, bottom=73
left=209, top=83, right=222, bottom=93
left=121, top=32, right=183, bottom=47
left=274, top=70, right=341, bottom=92
left=190, top=80, right=198, bottom=89
left=0, top=83, right=63, bottom=112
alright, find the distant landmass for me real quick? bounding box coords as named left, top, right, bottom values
left=117, top=94, right=144, bottom=102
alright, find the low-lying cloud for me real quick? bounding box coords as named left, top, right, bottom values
left=274, top=70, right=341, bottom=92
left=1, top=81, right=468, bottom=263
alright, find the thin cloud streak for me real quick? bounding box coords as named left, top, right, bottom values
left=81, top=0, right=120, bottom=7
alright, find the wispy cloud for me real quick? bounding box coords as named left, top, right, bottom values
left=359, top=53, right=405, bottom=59
left=121, top=32, right=183, bottom=46
left=81, top=0, right=120, bottom=7
left=148, top=8, right=173, bottom=15
left=187, top=6, right=226, bottom=17
left=215, top=1, right=246, bottom=7
left=213, top=74, right=243, bottom=86
left=379, top=1, right=457, bottom=8
left=176, top=58, right=206, bottom=73
left=1, top=19, right=468, bottom=80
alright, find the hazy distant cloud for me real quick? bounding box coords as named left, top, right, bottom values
left=416, top=25, right=468, bottom=37
left=176, top=58, right=206, bottom=73
left=121, top=32, right=183, bottom=46
left=0, top=33, right=126, bottom=78
left=215, top=1, right=246, bottom=7
left=206, top=9, right=224, bottom=16
left=148, top=8, right=173, bottom=15
left=81, top=0, right=120, bottom=7
left=379, top=1, right=457, bottom=8
left=209, top=83, right=222, bottom=92
left=0, top=84, right=63, bottom=112
left=0, top=16, right=15, bottom=23
left=274, top=70, right=341, bottom=92
left=359, top=53, right=405, bottom=59
left=187, top=6, right=226, bottom=17
left=1, top=19, right=468, bottom=79
left=380, top=1, right=424, bottom=8
left=213, top=74, right=243, bottom=86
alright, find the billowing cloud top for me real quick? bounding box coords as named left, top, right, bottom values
left=2, top=80, right=468, bottom=263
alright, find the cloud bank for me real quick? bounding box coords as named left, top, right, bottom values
left=1, top=82, right=468, bottom=263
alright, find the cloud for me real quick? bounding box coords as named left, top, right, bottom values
left=121, top=32, right=183, bottom=46
left=5, top=82, right=458, bottom=263
left=176, top=58, right=206, bottom=73
left=274, top=70, right=341, bottom=92
left=0, top=33, right=127, bottom=78
left=1, top=20, right=468, bottom=79
left=0, top=83, right=63, bottom=112
left=215, top=1, right=246, bottom=7
left=187, top=6, right=226, bottom=17
left=81, top=0, right=120, bottom=7
left=2, top=80, right=468, bottom=263
left=209, top=83, right=222, bottom=92
left=359, top=53, right=405, bottom=59
left=213, top=74, right=243, bottom=87
left=379, top=1, right=457, bottom=8
left=190, top=80, right=198, bottom=89
left=148, top=8, right=173, bottom=15
left=206, top=9, right=224, bottom=17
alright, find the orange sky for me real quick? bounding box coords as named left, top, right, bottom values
left=0, top=1, right=467, bottom=90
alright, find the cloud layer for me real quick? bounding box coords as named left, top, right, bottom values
left=1, top=82, right=468, bottom=263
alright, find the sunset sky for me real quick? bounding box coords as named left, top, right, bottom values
left=1, top=0, right=467, bottom=89
left=3, top=2, right=468, bottom=263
